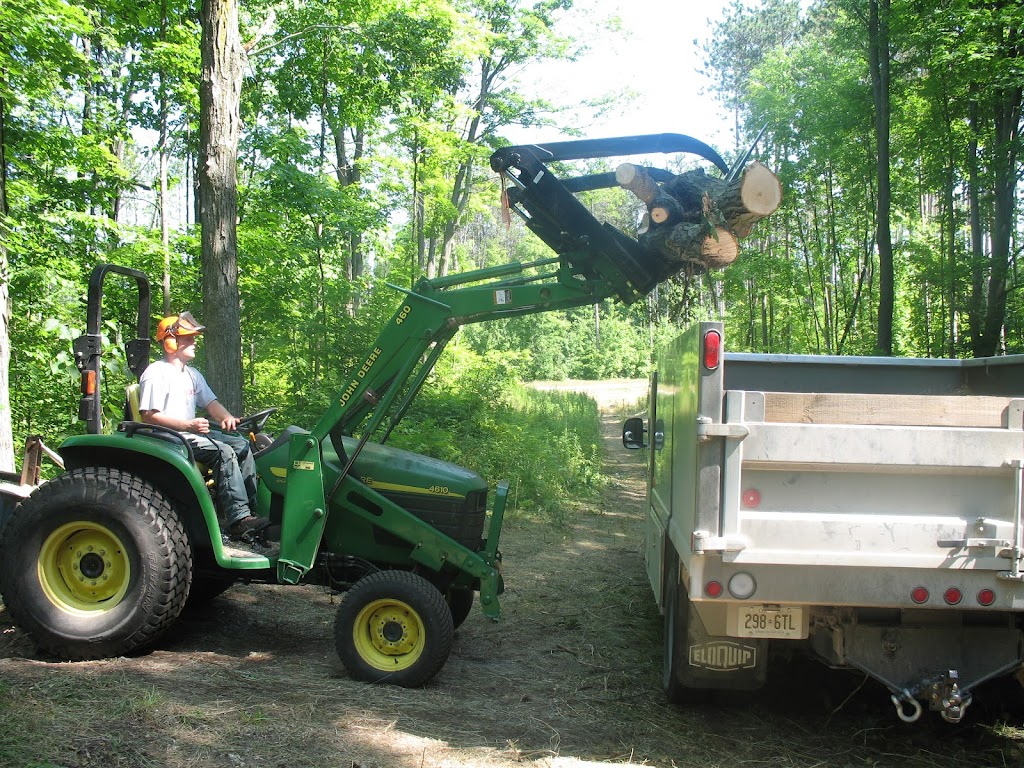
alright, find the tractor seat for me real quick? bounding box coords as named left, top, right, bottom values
left=125, top=383, right=211, bottom=477
left=126, top=382, right=143, bottom=422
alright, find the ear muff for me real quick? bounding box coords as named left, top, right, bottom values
left=157, top=312, right=204, bottom=355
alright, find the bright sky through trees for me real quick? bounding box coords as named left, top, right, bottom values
left=508, top=0, right=739, bottom=149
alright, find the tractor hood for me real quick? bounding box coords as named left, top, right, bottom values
left=255, top=427, right=488, bottom=502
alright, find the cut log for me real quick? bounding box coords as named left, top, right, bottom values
left=615, top=163, right=658, bottom=205
left=714, top=161, right=783, bottom=237
left=664, top=162, right=781, bottom=238
left=617, top=159, right=781, bottom=273
left=616, top=163, right=684, bottom=225
left=640, top=224, right=739, bottom=271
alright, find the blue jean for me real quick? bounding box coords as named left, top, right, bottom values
left=182, top=430, right=257, bottom=526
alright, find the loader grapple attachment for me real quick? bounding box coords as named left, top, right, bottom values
left=489, top=134, right=730, bottom=303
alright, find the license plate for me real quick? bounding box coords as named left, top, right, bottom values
left=733, top=605, right=805, bottom=639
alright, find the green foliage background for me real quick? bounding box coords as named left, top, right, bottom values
left=0, top=0, right=1021, bottom=518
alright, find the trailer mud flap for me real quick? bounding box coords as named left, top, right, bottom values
left=680, top=602, right=768, bottom=690
left=663, top=546, right=766, bottom=696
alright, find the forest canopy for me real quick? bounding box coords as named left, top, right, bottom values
left=0, top=0, right=1021, bottom=467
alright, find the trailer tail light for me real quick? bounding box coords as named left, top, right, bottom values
left=728, top=572, right=756, bottom=599
left=703, top=330, right=722, bottom=370
left=80, top=370, right=96, bottom=395
left=741, top=489, right=761, bottom=509
left=943, top=587, right=963, bottom=606
left=978, top=589, right=996, bottom=606
left=911, top=587, right=929, bottom=604
left=705, top=580, right=723, bottom=598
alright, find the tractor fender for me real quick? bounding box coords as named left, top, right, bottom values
left=58, top=431, right=223, bottom=552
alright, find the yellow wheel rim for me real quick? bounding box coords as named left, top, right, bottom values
left=38, top=522, right=131, bottom=613
left=352, top=598, right=425, bottom=671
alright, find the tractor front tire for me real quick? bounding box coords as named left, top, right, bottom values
left=0, top=467, right=193, bottom=660
left=335, top=571, right=454, bottom=688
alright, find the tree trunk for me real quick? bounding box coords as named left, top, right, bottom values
left=981, top=88, right=1022, bottom=356
left=159, top=0, right=172, bottom=316
left=0, top=79, right=14, bottom=472
left=198, top=0, right=244, bottom=413
left=869, top=0, right=894, bottom=355
left=967, top=95, right=986, bottom=357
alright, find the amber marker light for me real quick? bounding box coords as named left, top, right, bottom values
left=80, top=370, right=96, bottom=395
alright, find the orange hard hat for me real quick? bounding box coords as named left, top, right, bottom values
left=156, top=311, right=205, bottom=342
left=157, top=312, right=205, bottom=353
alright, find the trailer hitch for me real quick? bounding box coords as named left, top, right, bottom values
left=930, top=670, right=972, bottom=724
left=887, top=672, right=973, bottom=724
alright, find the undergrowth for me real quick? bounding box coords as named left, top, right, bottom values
left=387, top=349, right=604, bottom=526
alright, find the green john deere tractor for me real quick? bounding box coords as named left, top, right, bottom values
left=0, top=134, right=731, bottom=686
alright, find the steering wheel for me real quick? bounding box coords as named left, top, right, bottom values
left=235, top=407, right=278, bottom=434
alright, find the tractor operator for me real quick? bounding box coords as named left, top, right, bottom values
left=138, top=312, right=268, bottom=542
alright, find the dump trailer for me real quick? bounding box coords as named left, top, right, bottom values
left=624, top=322, right=1024, bottom=722
left=0, top=133, right=769, bottom=687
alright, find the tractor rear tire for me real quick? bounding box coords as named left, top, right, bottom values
left=0, top=467, right=193, bottom=660
left=335, top=571, right=454, bottom=687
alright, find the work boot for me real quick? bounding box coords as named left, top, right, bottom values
left=228, top=515, right=271, bottom=542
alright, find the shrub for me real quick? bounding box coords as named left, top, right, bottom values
left=388, top=346, right=603, bottom=526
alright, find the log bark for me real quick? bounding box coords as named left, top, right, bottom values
left=641, top=224, right=739, bottom=271
left=617, top=159, right=781, bottom=272
left=663, top=161, right=781, bottom=237
left=616, top=163, right=683, bottom=224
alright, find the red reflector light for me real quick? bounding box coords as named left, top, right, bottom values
left=703, top=330, right=721, bottom=370
left=944, top=587, right=962, bottom=605
left=80, top=370, right=96, bottom=395
left=978, top=589, right=996, bottom=606
left=742, top=489, right=761, bottom=509
left=911, top=587, right=929, bottom=604
left=705, top=580, right=723, bottom=598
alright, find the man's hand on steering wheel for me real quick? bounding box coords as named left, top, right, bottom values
left=235, top=407, right=278, bottom=434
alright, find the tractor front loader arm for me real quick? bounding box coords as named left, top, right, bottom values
left=279, top=133, right=735, bottom=599
left=315, top=132, right=731, bottom=449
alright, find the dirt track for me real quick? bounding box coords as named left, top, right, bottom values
left=2, top=384, right=1024, bottom=767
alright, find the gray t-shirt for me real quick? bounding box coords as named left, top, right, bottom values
left=138, top=360, right=217, bottom=421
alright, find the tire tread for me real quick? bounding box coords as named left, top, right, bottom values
left=0, top=467, right=193, bottom=660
